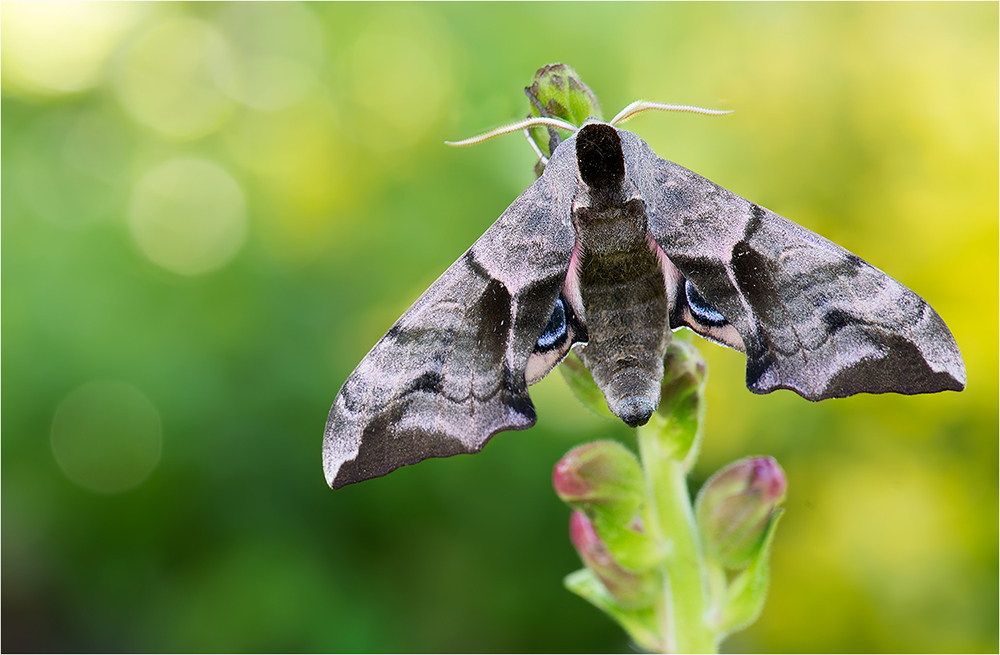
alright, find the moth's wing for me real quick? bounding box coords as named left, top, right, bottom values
left=324, top=173, right=577, bottom=489
left=643, top=154, right=966, bottom=400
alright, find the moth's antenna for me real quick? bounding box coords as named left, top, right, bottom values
left=445, top=116, right=578, bottom=147
left=610, top=100, right=733, bottom=126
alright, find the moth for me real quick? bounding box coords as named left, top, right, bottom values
left=323, top=101, right=965, bottom=489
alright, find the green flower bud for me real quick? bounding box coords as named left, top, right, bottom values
left=640, top=337, right=709, bottom=467
left=569, top=510, right=659, bottom=609
left=659, top=337, right=708, bottom=414
left=525, top=63, right=602, bottom=159
left=695, top=456, right=787, bottom=569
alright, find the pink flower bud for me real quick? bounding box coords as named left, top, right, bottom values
left=552, top=440, right=644, bottom=509
left=569, top=510, right=658, bottom=609
left=695, top=456, right=787, bottom=569
left=555, top=441, right=660, bottom=572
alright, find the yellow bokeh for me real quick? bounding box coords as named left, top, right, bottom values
left=114, top=16, right=239, bottom=140
left=1, top=1, right=145, bottom=96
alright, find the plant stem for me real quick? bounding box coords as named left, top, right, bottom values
left=637, top=424, right=716, bottom=654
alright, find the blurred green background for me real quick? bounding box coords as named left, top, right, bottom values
left=2, top=2, right=997, bottom=652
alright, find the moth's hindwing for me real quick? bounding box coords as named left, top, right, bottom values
left=525, top=294, right=588, bottom=385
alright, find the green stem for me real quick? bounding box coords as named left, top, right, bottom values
left=637, top=424, right=716, bottom=654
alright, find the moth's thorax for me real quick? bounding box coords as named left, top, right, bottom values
left=572, top=122, right=649, bottom=252
left=573, top=198, right=648, bottom=256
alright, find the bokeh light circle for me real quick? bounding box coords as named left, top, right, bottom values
left=1, top=2, right=143, bottom=96
left=217, top=2, right=325, bottom=111
left=127, top=158, right=247, bottom=276
left=50, top=380, right=162, bottom=494
left=114, top=17, right=237, bottom=140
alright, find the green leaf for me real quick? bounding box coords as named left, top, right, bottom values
left=558, top=349, right=617, bottom=422
left=564, top=568, right=663, bottom=653
left=592, top=512, right=661, bottom=572
left=715, top=509, right=784, bottom=637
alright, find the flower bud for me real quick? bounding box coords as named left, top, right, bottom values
left=554, top=441, right=659, bottom=570
left=525, top=63, right=602, bottom=160
left=695, top=456, right=787, bottom=569
left=641, top=338, right=709, bottom=465
left=553, top=440, right=644, bottom=511
left=569, top=510, right=659, bottom=609
left=660, top=338, right=708, bottom=407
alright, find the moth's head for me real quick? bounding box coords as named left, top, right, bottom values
left=575, top=123, right=625, bottom=192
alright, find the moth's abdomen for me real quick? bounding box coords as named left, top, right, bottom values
left=577, top=243, right=669, bottom=427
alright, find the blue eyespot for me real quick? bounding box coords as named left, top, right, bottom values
left=536, top=298, right=567, bottom=350
left=685, top=280, right=727, bottom=326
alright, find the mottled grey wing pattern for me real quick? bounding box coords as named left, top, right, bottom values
left=323, top=166, right=577, bottom=489
left=640, top=148, right=966, bottom=400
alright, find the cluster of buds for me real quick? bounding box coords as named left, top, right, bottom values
left=554, top=440, right=786, bottom=652
left=553, top=440, right=664, bottom=650
left=553, top=441, right=659, bottom=603
left=553, top=336, right=785, bottom=652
